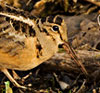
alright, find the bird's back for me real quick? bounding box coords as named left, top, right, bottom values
left=0, top=5, right=59, bottom=71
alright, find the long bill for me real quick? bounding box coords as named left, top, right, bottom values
left=63, top=41, right=88, bottom=77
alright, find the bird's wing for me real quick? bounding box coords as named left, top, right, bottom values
left=0, top=4, right=37, bottom=56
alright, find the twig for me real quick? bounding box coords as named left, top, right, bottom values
left=97, top=14, right=100, bottom=26
left=76, top=80, right=86, bottom=93
left=26, top=0, right=32, bottom=6
left=84, top=0, right=100, bottom=6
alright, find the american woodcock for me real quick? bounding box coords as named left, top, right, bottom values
left=0, top=4, right=88, bottom=89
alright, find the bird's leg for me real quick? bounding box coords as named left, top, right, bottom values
left=1, top=68, right=27, bottom=89
left=12, top=70, right=21, bottom=80
left=12, top=70, right=32, bottom=85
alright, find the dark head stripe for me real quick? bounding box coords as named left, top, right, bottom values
left=0, top=5, right=3, bottom=11
left=40, top=16, right=63, bottom=25
left=55, top=16, right=62, bottom=25
left=47, top=16, right=54, bottom=23
left=43, top=28, right=49, bottom=35
left=41, top=17, right=46, bottom=23
left=36, top=19, right=39, bottom=24
left=29, top=26, right=36, bottom=36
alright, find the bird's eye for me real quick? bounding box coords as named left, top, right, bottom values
left=52, top=26, right=59, bottom=31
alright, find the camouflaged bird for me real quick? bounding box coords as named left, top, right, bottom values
left=0, top=4, right=88, bottom=89
left=0, top=4, right=68, bottom=88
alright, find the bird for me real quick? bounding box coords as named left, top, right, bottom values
left=0, top=4, right=68, bottom=89
left=0, top=4, right=88, bottom=89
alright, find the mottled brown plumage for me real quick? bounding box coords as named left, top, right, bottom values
left=0, top=4, right=88, bottom=89
left=0, top=4, right=68, bottom=88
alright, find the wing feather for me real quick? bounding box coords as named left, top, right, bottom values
left=0, top=5, right=36, bottom=56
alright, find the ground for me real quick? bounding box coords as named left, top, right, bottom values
left=0, top=0, right=100, bottom=93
